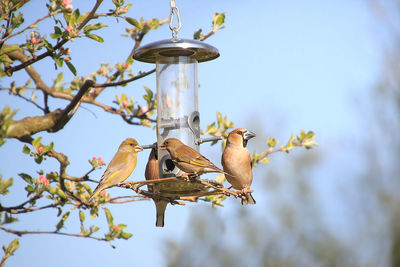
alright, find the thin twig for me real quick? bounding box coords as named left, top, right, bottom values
left=12, top=92, right=45, bottom=111
left=0, top=11, right=59, bottom=45
left=92, top=69, right=155, bottom=88
left=0, top=227, right=108, bottom=242
left=255, top=140, right=317, bottom=164
left=200, top=26, right=226, bottom=41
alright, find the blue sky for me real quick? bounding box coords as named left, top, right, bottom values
left=0, top=0, right=385, bottom=266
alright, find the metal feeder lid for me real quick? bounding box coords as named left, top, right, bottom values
left=133, top=38, right=219, bottom=63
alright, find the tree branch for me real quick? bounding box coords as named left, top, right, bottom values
left=6, top=109, right=63, bottom=142
left=49, top=79, right=94, bottom=132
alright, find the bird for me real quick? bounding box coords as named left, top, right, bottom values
left=221, top=128, right=256, bottom=205
left=145, top=147, right=168, bottom=227
left=160, top=138, right=224, bottom=176
left=89, top=138, right=143, bottom=202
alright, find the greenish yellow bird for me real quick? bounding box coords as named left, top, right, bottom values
left=89, top=138, right=143, bottom=202
left=160, top=138, right=224, bottom=176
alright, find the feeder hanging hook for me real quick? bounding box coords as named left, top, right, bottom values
left=169, top=0, right=181, bottom=39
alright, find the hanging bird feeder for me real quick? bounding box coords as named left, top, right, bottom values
left=134, top=0, right=221, bottom=179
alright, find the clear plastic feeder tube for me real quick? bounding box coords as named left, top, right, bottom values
left=156, top=56, right=200, bottom=177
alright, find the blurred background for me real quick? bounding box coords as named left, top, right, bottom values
left=1, top=0, right=399, bottom=266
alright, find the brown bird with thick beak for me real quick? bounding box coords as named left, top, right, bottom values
left=160, top=138, right=224, bottom=177
left=145, top=148, right=168, bottom=227
left=222, top=128, right=256, bottom=205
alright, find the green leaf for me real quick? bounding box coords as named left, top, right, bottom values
left=103, top=208, right=114, bottom=230
left=34, top=155, right=43, bottom=164
left=18, top=173, right=33, bottom=184
left=298, top=130, right=307, bottom=141
left=55, top=211, right=70, bottom=231
left=79, top=210, right=85, bottom=222
left=306, top=131, right=315, bottom=139
left=51, top=26, right=63, bottom=39
left=125, top=17, right=141, bottom=29
left=0, top=45, right=20, bottom=56
left=48, top=187, right=57, bottom=195
left=76, top=12, right=89, bottom=25
left=82, top=183, right=93, bottom=194
left=56, top=188, right=67, bottom=199
left=0, top=176, right=13, bottom=195
left=7, top=238, right=19, bottom=254
left=212, top=12, right=225, bottom=30
left=43, top=142, right=54, bottom=153
left=25, top=185, right=35, bottom=193
left=120, top=232, right=133, bottom=239
left=65, top=61, right=77, bottom=76
left=4, top=213, right=19, bottom=224
left=267, top=138, right=278, bottom=148
left=22, top=145, right=31, bottom=154
left=83, top=23, right=108, bottom=33
left=69, top=9, right=81, bottom=27
left=11, top=12, right=24, bottom=28
left=193, top=29, right=202, bottom=40
left=3, top=238, right=19, bottom=257
left=89, top=225, right=100, bottom=234
left=113, top=0, right=125, bottom=8
left=0, top=54, right=13, bottom=64
left=85, top=34, right=104, bottom=43
left=55, top=57, right=64, bottom=67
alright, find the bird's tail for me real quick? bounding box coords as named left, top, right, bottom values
left=88, top=184, right=106, bottom=203
left=241, top=192, right=256, bottom=205
left=155, top=200, right=168, bottom=227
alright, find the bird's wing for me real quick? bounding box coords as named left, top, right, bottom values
left=180, top=153, right=216, bottom=168
left=100, top=162, right=126, bottom=184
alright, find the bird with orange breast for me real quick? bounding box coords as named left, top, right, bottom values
left=145, top=147, right=168, bottom=227
left=222, top=128, right=256, bottom=205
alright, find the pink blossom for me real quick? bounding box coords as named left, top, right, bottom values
left=92, top=157, right=96, bottom=161
left=37, top=146, right=43, bottom=153
left=62, top=0, right=73, bottom=9
left=100, top=190, right=107, bottom=196
left=38, top=175, right=49, bottom=186
left=122, top=101, right=129, bottom=107
left=113, top=225, right=119, bottom=231
left=97, top=157, right=105, bottom=165
left=64, top=57, right=71, bottom=61
left=140, top=105, right=149, bottom=115
left=123, top=63, right=129, bottom=68
left=65, top=26, right=73, bottom=33
left=30, top=37, right=40, bottom=44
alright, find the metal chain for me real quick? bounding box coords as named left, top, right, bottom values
left=169, top=0, right=181, bottom=39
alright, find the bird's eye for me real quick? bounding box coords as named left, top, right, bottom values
left=236, top=131, right=242, bottom=136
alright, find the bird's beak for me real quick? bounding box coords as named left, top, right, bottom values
left=135, top=145, right=144, bottom=152
left=159, top=143, right=167, bottom=150
left=243, top=131, right=256, bottom=141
